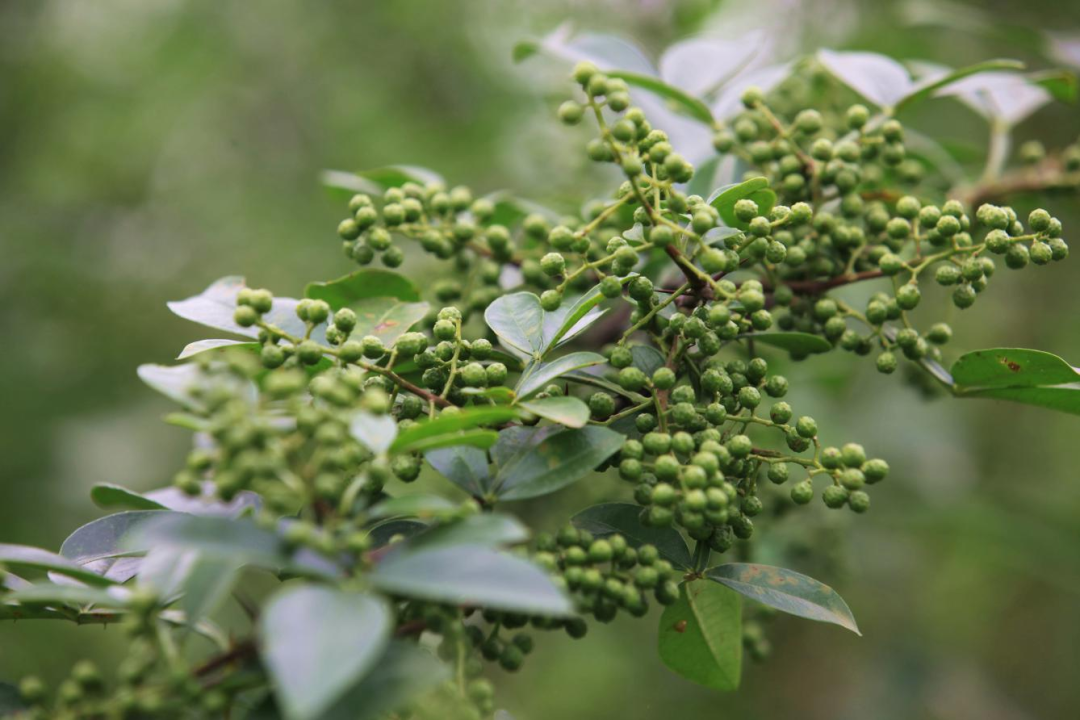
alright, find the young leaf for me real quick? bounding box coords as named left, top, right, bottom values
left=816, top=49, right=914, bottom=109
left=424, top=445, right=492, bottom=497
left=305, top=269, right=420, bottom=308
left=260, top=586, right=392, bottom=720
left=572, top=503, right=693, bottom=569
left=515, top=351, right=606, bottom=399
left=542, top=281, right=628, bottom=351
left=709, top=177, right=777, bottom=231
left=484, top=292, right=546, bottom=360
left=950, top=347, right=1080, bottom=415
left=493, top=426, right=623, bottom=501
left=349, top=297, right=429, bottom=345
left=390, top=406, right=521, bottom=453
left=350, top=411, right=399, bottom=455
left=738, top=332, right=832, bottom=356
left=706, top=563, right=860, bottom=634
left=0, top=545, right=117, bottom=587
left=658, top=580, right=742, bottom=691
left=371, top=545, right=572, bottom=615
left=399, top=429, right=499, bottom=453
left=517, top=395, right=591, bottom=428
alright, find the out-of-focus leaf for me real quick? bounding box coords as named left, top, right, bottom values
left=369, top=495, right=458, bottom=520
left=1029, top=68, right=1079, bottom=103
left=572, top=502, right=692, bottom=569
left=320, top=642, right=448, bottom=720
left=177, top=339, right=255, bottom=360
left=5, top=583, right=131, bottom=609
left=493, top=426, right=623, bottom=501
left=706, top=564, right=860, bottom=634
left=817, top=49, right=914, bottom=109
left=90, top=484, right=168, bottom=511
left=405, top=514, right=529, bottom=551
left=895, top=59, right=1026, bottom=112
left=372, top=544, right=572, bottom=615
left=321, top=166, right=445, bottom=195
left=606, top=71, right=714, bottom=124
left=0, top=545, right=116, bottom=587
left=305, top=269, right=421, bottom=308
left=350, top=412, right=399, bottom=455
left=658, top=580, right=741, bottom=691
left=261, top=586, right=392, bottom=720
left=167, top=276, right=311, bottom=340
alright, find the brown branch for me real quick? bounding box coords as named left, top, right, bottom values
left=194, top=639, right=257, bottom=678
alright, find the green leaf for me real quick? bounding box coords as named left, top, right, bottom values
left=1029, top=69, right=1079, bottom=104
left=739, top=331, right=832, bottom=356
left=305, top=269, right=420, bottom=308
left=606, top=70, right=714, bottom=124
left=484, top=292, right=546, bottom=360
left=517, top=396, right=590, bottom=428
left=138, top=548, right=240, bottom=624
left=950, top=347, right=1080, bottom=415
left=319, top=642, right=448, bottom=720
left=405, top=514, right=529, bottom=550
left=367, top=519, right=428, bottom=549
left=515, top=351, right=606, bottom=399
left=708, top=177, right=777, bottom=231
left=90, top=484, right=167, bottom=511
left=261, top=586, right=392, bottom=720
left=5, top=583, right=131, bottom=609
left=60, top=511, right=169, bottom=582
left=542, top=282, right=625, bottom=352
left=572, top=503, right=693, bottom=569
left=895, top=59, right=1026, bottom=112
left=177, top=339, right=255, bottom=360
left=630, top=345, right=667, bottom=376
left=399, top=429, right=498, bottom=453
left=121, top=514, right=295, bottom=574
left=321, top=165, right=445, bottom=195
left=371, top=545, right=572, bottom=615
left=0, top=544, right=116, bottom=587
left=349, top=297, right=429, bottom=345
left=658, top=580, right=742, bottom=691
left=816, top=49, right=913, bottom=109
left=138, top=363, right=257, bottom=412
left=706, top=563, right=860, bottom=634
left=167, top=276, right=310, bottom=341
left=390, top=406, right=521, bottom=453
left=424, top=446, right=491, bottom=497
left=369, top=495, right=458, bottom=520
left=493, top=426, right=623, bottom=501
left=350, top=411, right=399, bottom=455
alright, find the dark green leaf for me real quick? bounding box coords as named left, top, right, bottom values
left=320, top=642, right=448, bottom=720
left=658, top=580, right=742, bottom=691
left=706, top=563, right=860, bottom=634
left=349, top=297, right=429, bottom=346
left=1030, top=69, right=1080, bottom=104
left=399, top=429, right=499, bottom=453
left=372, top=545, right=572, bottom=615
left=895, top=59, right=1026, bottom=112
left=708, top=177, right=777, bottom=231
left=261, top=587, right=392, bottom=720
left=367, top=519, right=428, bottom=549
left=493, top=426, right=623, bottom=501
left=390, top=406, right=521, bottom=453
left=951, top=347, right=1080, bottom=415
left=305, top=269, right=420, bottom=308
left=630, top=345, right=667, bottom=376
left=572, top=503, right=692, bottom=569
left=738, top=332, right=832, bottom=356
left=0, top=544, right=116, bottom=587
left=517, top=396, right=590, bottom=428
left=606, top=70, right=714, bottom=124
left=424, top=446, right=491, bottom=497
left=484, top=292, right=545, bottom=360
left=515, top=351, right=606, bottom=399
left=0, top=682, right=26, bottom=713
left=490, top=426, right=554, bottom=469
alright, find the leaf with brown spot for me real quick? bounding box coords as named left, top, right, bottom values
left=951, top=347, right=1080, bottom=416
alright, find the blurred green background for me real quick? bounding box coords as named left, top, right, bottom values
left=2, top=1, right=1078, bottom=718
